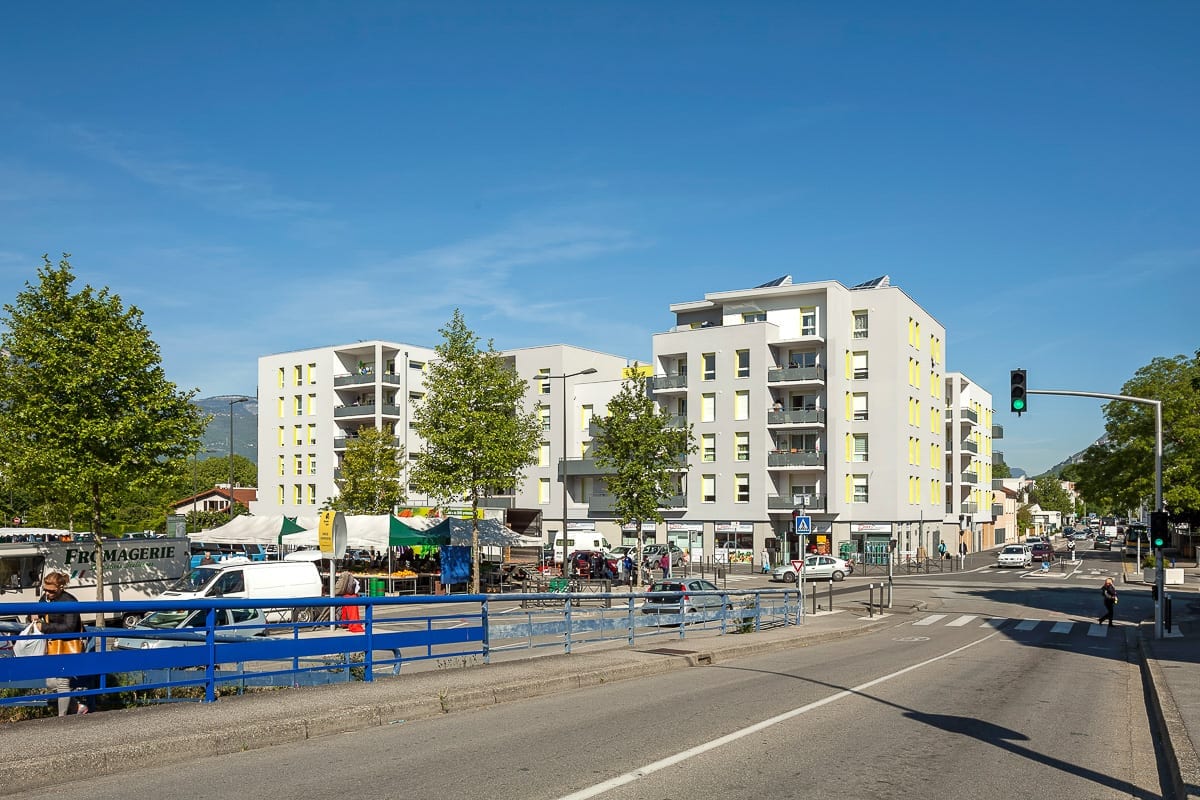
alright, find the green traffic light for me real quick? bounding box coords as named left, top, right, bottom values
left=1012, top=398, right=1025, bottom=411
left=1154, top=538, right=1164, bottom=548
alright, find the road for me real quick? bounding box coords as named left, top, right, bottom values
left=11, top=569, right=1169, bottom=800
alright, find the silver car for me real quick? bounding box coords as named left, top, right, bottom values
left=770, top=555, right=852, bottom=582
left=639, top=579, right=731, bottom=617
left=113, top=607, right=266, bottom=649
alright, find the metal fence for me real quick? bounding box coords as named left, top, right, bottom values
left=1, top=588, right=801, bottom=710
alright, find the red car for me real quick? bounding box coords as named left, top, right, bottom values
left=1029, top=542, right=1055, bottom=562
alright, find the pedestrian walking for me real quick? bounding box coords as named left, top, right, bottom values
left=761, top=547, right=771, bottom=574
left=659, top=552, right=670, bottom=579
left=622, top=555, right=634, bottom=588
left=1098, top=577, right=1118, bottom=626
left=36, top=571, right=88, bottom=715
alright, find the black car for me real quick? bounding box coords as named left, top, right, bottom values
left=1093, top=535, right=1113, bottom=550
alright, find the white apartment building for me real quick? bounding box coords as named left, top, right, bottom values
left=943, top=372, right=998, bottom=552
left=604, top=274, right=952, bottom=565
left=252, top=340, right=632, bottom=528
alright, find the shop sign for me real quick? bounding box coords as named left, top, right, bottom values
left=851, top=523, right=892, bottom=534
left=714, top=521, right=753, bottom=534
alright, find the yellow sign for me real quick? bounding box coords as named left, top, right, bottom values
left=622, top=364, right=653, bottom=379
left=318, top=510, right=336, bottom=556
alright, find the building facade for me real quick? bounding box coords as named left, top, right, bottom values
left=943, top=372, right=999, bottom=553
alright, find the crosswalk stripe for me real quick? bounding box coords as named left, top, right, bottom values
left=1087, top=624, right=1109, bottom=637
left=980, top=619, right=1007, bottom=628
left=1015, top=620, right=1040, bottom=631
left=1050, top=621, right=1073, bottom=634
left=946, top=615, right=977, bottom=627
left=913, top=614, right=947, bottom=626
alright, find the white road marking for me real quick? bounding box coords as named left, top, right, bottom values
left=1050, top=621, right=1074, bottom=634
left=1087, top=624, right=1110, bottom=637
left=554, top=630, right=1004, bottom=800
left=946, top=615, right=977, bottom=627
left=1014, top=620, right=1040, bottom=631
left=912, top=614, right=947, bottom=626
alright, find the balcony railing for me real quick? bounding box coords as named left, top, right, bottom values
left=560, top=457, right=616, bottom=477
left=767, top=494, right=825, bottom=511
left=335, top=404, right=376, bottom=418
left=767, top=450, right=825, bottom=468
left=767, top=408, right=825, bottom=425
left=647, top=374, right=687, bottom=391
left=960, top=440, right=978, bottom=454
left=961, top=470, right=978, bottom=484
left=961, top=502, right=978, bottom=514
left=992, top=424, right=1004, bottom=439
left=766, top=365, right=826, bottom=383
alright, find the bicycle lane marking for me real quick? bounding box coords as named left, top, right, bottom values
left=554, top=629, right=1004, bottom=800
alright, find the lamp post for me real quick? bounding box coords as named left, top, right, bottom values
left=228, top=396, right=251, bottom=520
left=555, top=367, right=597, bottom=578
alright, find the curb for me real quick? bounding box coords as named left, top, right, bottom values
left=1139, top=629, right=1200, bottom=800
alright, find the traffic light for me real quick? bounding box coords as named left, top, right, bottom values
left=1151, top=510, right=1168, bottom=548
left=1009, top=369, right=1027, bottom=415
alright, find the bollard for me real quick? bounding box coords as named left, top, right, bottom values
left=827, top=579, right=834, bottom=613
left=867, top=583, right=876, bottom=617
left=1165, top=593, right=1173, bottom=633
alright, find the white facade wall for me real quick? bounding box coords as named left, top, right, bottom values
left=943, top=372, right=996, bottom=551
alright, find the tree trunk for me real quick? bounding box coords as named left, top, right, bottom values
left=470, top=493, right=480, bottom=594
left=91, top=480, right=105, bottom=629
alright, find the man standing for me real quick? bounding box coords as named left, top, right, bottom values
left=958, top=540, right=968, bottom=567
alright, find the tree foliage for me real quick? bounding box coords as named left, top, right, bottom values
left=0, top=256, right=207, bottom=540
left=326, top=426, right=405, bottom=514
left=1031, top=475, right=1073, bottom=515
left=1072, top=350, right=1200, bottom=519
left=410, top=310, right=541, bottom=591
left=589, top=374, right=695, bottom=586
left=992, top=460, right=1012, bottom=480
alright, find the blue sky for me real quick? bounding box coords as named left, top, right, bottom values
left=1, top=2, right=1196, bottom=476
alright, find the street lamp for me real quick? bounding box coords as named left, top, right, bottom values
left=555, top=367, right=598, bottom=578
left=228, top=396, right=252, bottom=520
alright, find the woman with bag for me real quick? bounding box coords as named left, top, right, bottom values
left=35, top=571, right=88, bottom=715
left=1098, top=577, right=1118, bottom=627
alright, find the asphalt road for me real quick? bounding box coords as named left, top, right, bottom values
left=10, top=578, right=1169, bottom=800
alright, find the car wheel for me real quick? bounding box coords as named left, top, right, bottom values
left=122, top=612, right=143, bottom=629
left=782, top=571, right=796, bottom=582
left=292, top=607, right=316, bottom=624
left=832, top=570, right=845, bottom=582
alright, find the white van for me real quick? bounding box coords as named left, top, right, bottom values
left=159, top=558, right=323, bottom=622
left=547, top=533, right=613, bottom=563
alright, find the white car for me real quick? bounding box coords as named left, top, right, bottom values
left=770, top=555, right=852, bottom=582
left=113, top=607, right=267, bottom=649
left=996, top=545, right=1032, bottom=568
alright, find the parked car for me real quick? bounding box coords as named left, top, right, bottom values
left=996, top=545, right=1032, bottom=568
left=113, top=607, right=267, bottom=650
left=1029, top=542, right=1055, bottom=562
left=641, top=543, right=685, bottom=567
left=1093, top=535, right=1113, bottom=550
left=639, top=579, right=730, bottom=617
left=770, top=555, right=852, bottom=583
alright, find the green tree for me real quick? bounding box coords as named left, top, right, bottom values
left=410, top=310, right=542, bottom=592
left=1016, top=504, right=1033, bottom=537
left=1031, top=475, right=1073, bottom=515
left=325, top=426, right=405, bottom=513
left=0, top=255, right=206, bottom=607
left=992, top=460, right=1012, bottom=480
left=1073, top=350, right=1200, bottom=518
left=589, top=374, right=695, bottom=587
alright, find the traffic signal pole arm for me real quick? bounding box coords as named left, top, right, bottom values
left=1024, top=386, right=1165, bottom=639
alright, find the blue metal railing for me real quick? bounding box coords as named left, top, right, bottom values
left=1, top=588, right=801, bottom=709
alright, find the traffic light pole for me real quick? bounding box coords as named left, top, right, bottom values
left=1027, top=388, right=1164, bottom=638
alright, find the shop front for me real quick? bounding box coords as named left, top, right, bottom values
left=714, top=521, right=754, bottom=565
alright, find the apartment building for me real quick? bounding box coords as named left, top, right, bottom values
left=253, top=341, right=439, bottom=518
left=609, top=274, right=951, bottom=565
left=944, top=372, right=999, bottom=552
left=252, top=340, right=632, bottom=525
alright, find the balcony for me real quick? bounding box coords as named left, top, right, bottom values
left=659, top=494, right=687, bottom=509
left=647, top=374, right=687, bottom=392
left=766, top=365, right=826, bottom=384
left=961, top=502, right=978, bottom=514
left=379, top=404, right=402, bottom=417
left=588, top=491, right=616, bottom=514
left=334, top=373, right=403, bottom=388
left=767, top=450, right=825, bottom=468
left=767, top=494, right=825, bottom=511
left=959, top=440, right=978, bottom=454
left=961, top=470, right=978, bottom=484
left=333, top=436, right=399, bottom=450
left=560, top=457, right=616, bottom=477
left=335, top=404, right=376, bottom=418
left=992, top=424, right=1004, bottom=439
left=767, top=408, right=825, bottom=426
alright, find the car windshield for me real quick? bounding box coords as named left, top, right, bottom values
left=1002, top=547, right=1024, bottom=554
left=168, top=567, right=218, bottom=592
left=139, top=609, right=206, bottom=629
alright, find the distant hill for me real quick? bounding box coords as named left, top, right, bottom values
left=195, top=396, right=258, bottom=464
left=1039, top=437, right=1106, bottom=478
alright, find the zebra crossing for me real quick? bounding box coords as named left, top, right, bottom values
left=912, top=613, right=1115, bottom=637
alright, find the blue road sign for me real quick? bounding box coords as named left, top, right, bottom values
left=795, top=515, right=811, bottom=535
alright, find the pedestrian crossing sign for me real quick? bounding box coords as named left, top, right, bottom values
left=794, top=515, right=811, bottom=535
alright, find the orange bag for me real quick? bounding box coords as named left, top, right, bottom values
left=47, top=638, right=84, bottom=655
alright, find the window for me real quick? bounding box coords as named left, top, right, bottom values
left=676, top=357, right=687, bottom=376
left=735, top=349, right=750, bottom=378
left=277, top=426, right=285, bottom=446
left=579, top=476, right=591, bottom=503
left=293, top=484, right=302, bottom=505
left=852, top=393, right=868, bottom=421
left=853, top=310, right=868, bottom=339
left=852, top=352, right=868, bottom=380
left=307, top=394, right=317, bottom=415
left=307, top=423, right=317, bottom=445
left=701, top=434, right=716, bottom=462
left=735, top=432, right=749, bottom=461
left=791, top=351, right=817, bottom=368
left=734, top=390, right=749, bottom=420
left=701, top=474, right=716, bottom=503
left=277, top=367, right=285, bottom=388
left=852, top=434, right=868, bottom=462
left=853, top=475, right=869, bottom=503
left=307, top=484, right=317, bottom=505
left=307, top=363, right=317, bottom=384
left=538, top=442, right=550, bottom=467
left=742, top=311, right=766, bottom=323
left=539, top=406, right=551, bottom=431
left=294, top=395, right=303, bottom=416
left=309, top=456, right=317, bottom=475
left=538, top=478, right=550, bottom=504
left=277, top=397, right=285, bottom=418
left=293, top=365, right=303, bottom=386
left=581, top=404, right=593, bottom=430
left=538, top=368, right=551, bottom=395
left=409, top=359, right=425, bottom=371
left=801, top=307, right=817, bottom=336
left=734, top=474, right=750, bottom=503
left=701, top=352, right=716, bottom=380
left=701, top=393, right=716, bottom=422
left=294, top=425, right=303, bottom=445
left=277, top=485, right=284, bottom=504
left=294, top=455, right=303, bottom=476
left=277, top=455, right=285, bottom=476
